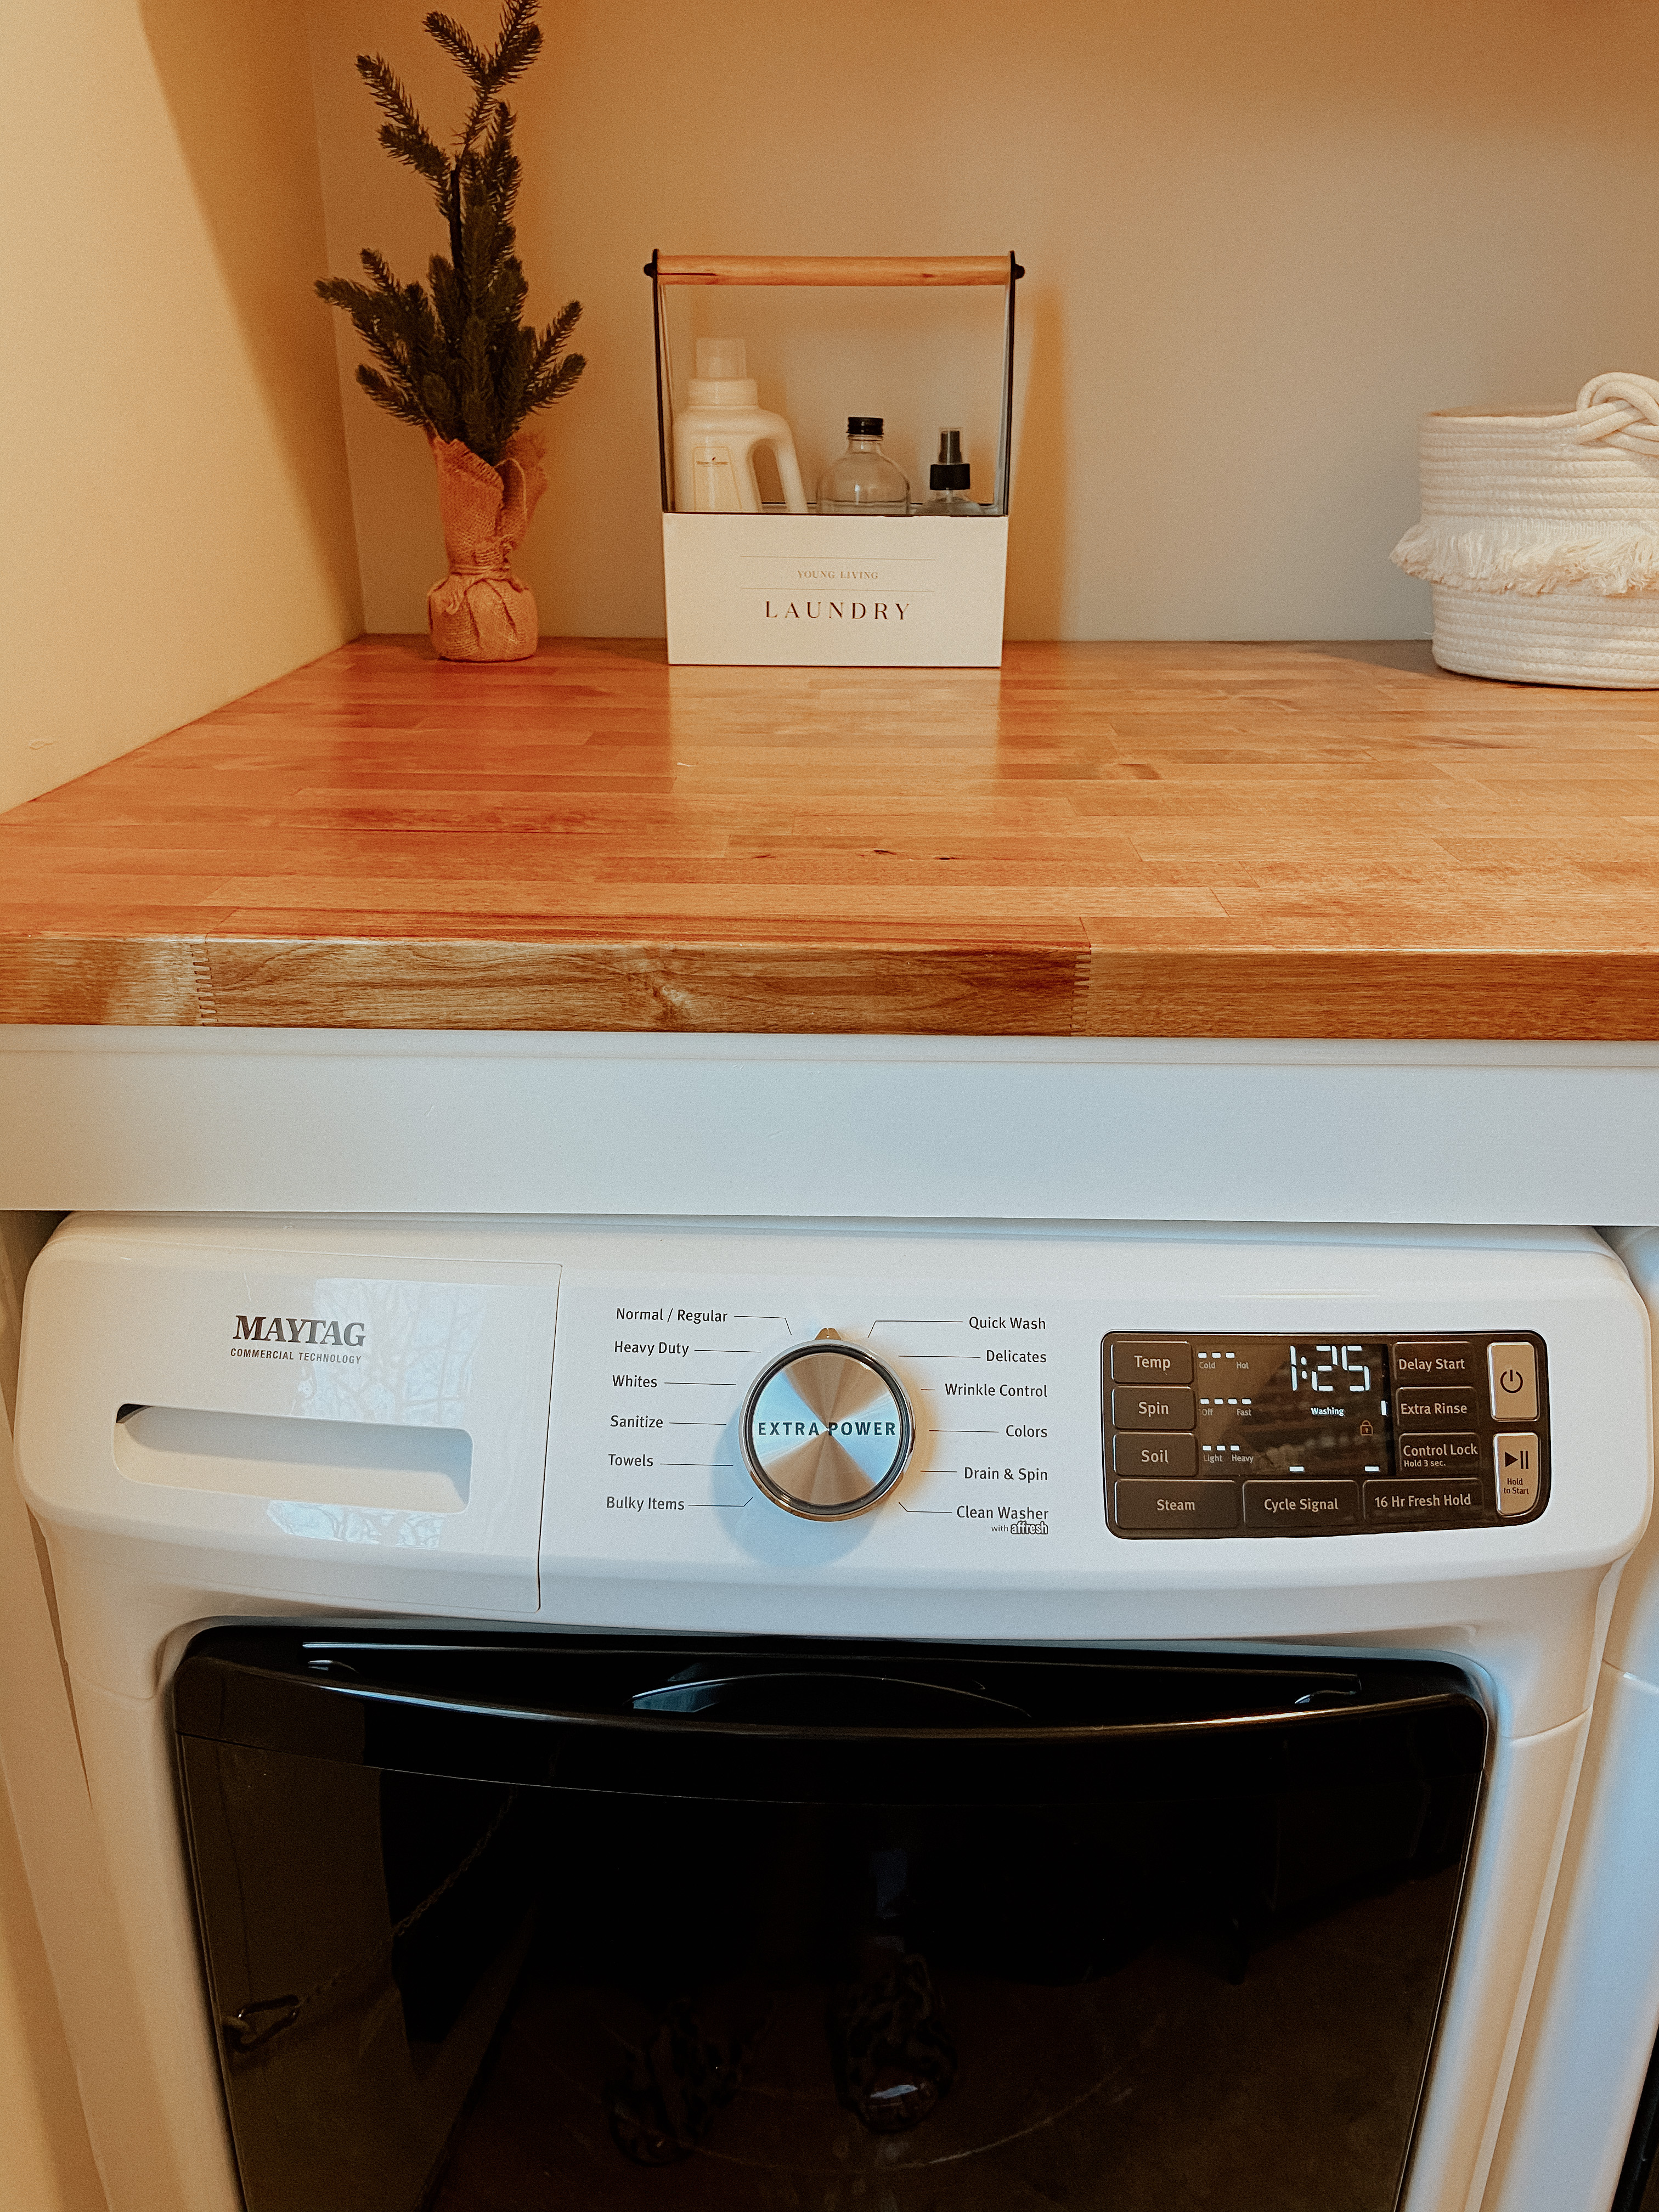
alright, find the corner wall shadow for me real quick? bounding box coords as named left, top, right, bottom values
left=1004, top=283, right=1066, bottom=642
left=138, top=0, right=363, bottom=630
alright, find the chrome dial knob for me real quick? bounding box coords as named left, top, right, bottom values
left=741, top=1333, right=914, bottom=1520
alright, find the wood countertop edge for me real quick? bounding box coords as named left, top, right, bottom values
left=7, top=637, right=1659, bottom=1040
left=3, top=931, right=1658, bottom=1039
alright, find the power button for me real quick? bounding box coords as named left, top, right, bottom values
left=1488, top=1342, right=1539, bottom=1423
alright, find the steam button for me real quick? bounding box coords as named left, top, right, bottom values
left=1487, top=1342, right=1538, bottom=1422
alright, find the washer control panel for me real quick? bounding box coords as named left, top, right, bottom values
left=1105, top=1332, right=1549, bottom=1538
left=541, top=1266, right=1564, bottom=1568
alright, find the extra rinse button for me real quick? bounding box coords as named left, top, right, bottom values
left=1488, top=1342, right=1539, bottom=1423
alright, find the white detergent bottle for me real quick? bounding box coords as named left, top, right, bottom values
left=673, top=338, right=808, bottom=514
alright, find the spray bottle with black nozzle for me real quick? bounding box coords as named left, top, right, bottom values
left=925, top=428, right=981, bottom=515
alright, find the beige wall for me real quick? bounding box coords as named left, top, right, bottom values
left=0, top=0, right=362, bottom=817
left=0, top=1218, right=105, bottom=2212
left=311, top=0, right=1659, bottom=642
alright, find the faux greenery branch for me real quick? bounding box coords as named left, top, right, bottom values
left=317, top=0, right=585, bottom=469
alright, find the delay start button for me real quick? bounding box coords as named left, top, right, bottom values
left=1392, top=1341, right=1474, bottom=1386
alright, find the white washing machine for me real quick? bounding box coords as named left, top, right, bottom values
left=11, top=1212, right=1651, bottom=2212
left=1482, top=1224, right=1659, bottom=2212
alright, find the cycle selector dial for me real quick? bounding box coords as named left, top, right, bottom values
left=741, top=1333, right=915, bottom=1519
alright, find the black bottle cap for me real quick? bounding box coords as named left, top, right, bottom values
left=930, top=427, right=969, bottom=489
left=847, top=415, right=884, bottom=436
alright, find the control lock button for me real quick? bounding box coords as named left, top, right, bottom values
left=1496, top=1434, right=1541, bottom=1516
left=1396, top=1432, right=1482, bottom=1477
left=1114, top=1432, right=1198, bottom=1480
left=1114, top=1479, right=1238, bottom=1532
left=1110, top=1340, right=1193, bottom=1386
left=1109, top=1385, right=1194, bottom=1431
left=1488, top=1342, right=1539, bottom=1423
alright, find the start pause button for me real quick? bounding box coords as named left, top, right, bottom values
left=1496, top=1434, right=1540, bottom=1516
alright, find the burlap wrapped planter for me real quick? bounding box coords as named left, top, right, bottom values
left=427, top=430, right=548, bottom=663
left=1392, top=374, right=1659, bottom=689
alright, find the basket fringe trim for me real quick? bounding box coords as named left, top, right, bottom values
left=1391, top=521, right=1659, bottom=598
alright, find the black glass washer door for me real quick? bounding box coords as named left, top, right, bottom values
left=174, top=1632, right=1487, bottom=2212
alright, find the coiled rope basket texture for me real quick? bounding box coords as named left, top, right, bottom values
left=1391, top=371, right=1659, bottom=687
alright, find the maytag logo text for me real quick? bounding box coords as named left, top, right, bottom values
left=232, top=1314, right=366, bottom=1351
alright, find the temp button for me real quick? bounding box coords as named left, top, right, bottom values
left=1488, top=1342, right=1539, bottom=1422
left=1110, top=1340, right=1193, bottom=1386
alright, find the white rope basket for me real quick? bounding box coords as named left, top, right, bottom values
left=1391, top=372, right=1659, bottom=687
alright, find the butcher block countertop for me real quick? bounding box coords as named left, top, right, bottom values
left=4, top=635, right=1659, bottom=1038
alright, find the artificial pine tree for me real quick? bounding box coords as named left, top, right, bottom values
left=317, top=0, right=584, bottom=468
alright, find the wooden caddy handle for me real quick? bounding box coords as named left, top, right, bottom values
left=652, top=253, right=1018, bottom=287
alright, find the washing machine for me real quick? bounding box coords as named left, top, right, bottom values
left=11, top=1212, right=1651, bottom=2212
left=1481, top=1224, right=1659, bottom=2212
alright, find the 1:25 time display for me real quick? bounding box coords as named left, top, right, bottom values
left=1195, top=1336, right=1390, bottom=1480
left=1287, top=1342, right=1377, bottom=1395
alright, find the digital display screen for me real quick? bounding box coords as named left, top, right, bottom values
left=1194, top=1339, right=1391, bottom=1481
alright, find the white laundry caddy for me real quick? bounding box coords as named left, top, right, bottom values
left=648, top=251, right=1021, bottom=668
